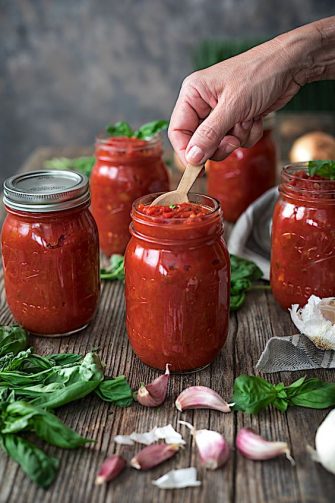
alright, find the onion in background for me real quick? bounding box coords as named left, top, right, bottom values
left=289, top=132, right=335, bottom=162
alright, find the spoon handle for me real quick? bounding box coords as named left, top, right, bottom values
left=176, top=164, right=203, bottom=194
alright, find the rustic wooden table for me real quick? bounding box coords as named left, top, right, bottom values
left=0, top=147, right=334, bottom=503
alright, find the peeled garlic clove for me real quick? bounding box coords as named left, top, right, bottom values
left=179, top=420, right=230, bottom=470
left=95, top=455, right=127, bottom=485
left=236, top=428, right=295, bottom=465
left=130, top=443, right=179, bottom=470
left=175, top=386, right=231, bottom=413
left=136, top=363, right=170, bottom=407
left=310, top=409, right=335, bottom=474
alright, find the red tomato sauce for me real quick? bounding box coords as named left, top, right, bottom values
left=2, top=205, right=100, bottom=335
left=90, top=136, right=169, bottom=256
left=206, top=128, right=277, bottom=222
left=271, top=166, right=335, bottom=309
left=125, top=195, right=230, bottom=372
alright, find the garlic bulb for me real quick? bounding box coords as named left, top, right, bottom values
left=290, top=295, right=335, bottom=350
left=309, top=409, right=335, bottom=475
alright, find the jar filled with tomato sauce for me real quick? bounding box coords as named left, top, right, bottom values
left=271, top=163, right=335, bottom=309
left=90, top=135, right=169, bottom=256
left=125, top=194, right=230, bottom=372
left=1, top=170, right=100, bottom=336
left=206, top=114, right=277, bottom=222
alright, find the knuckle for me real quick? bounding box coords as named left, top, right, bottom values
left=196, top=123, right=220, bottom=143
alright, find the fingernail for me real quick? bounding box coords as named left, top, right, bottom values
left=186, top=145, right=205, bottom=164
left=224, top=141, right=240, bottom=154
left=241, top=120, right=252, bottom=130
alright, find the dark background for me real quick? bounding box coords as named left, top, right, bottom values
left=0, top=0, right=334, bottom=185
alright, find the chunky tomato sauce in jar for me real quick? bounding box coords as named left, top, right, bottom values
left=90, top=135, right=169, bottom=256
left=271, top=163, right=335, bottom=309
left=125, top=194, right=230, bottom=372
left=206, top=115, right=277, bottom=222
left=1, top=170, right=100, bottom=336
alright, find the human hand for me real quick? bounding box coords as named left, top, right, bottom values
left=169, top=22, right=325, bottom=166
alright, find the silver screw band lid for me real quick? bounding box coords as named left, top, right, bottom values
left=3, top=170, right=90, bottom=213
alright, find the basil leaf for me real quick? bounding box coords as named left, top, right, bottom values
left=134, top=120, right=169, bottom=139
left=44, top=156, right=95, bottom=178
left=232, top=375, right=284, bottom=414
left=307, top=160, right=335, bottom=179
left=100, top=254, right=125, bottom=281
left=2, top=401, right=91, bottom=449
left=0, top=433, right=59, bottom=489
left=287, top=378, right=335, bottom=409
left=0, top=326, right=28, bottom=357
left=230, top=255, right=264, bottom=311
left=106, top=121, right=134, bottom=137
left=96, top=376, right=133, bottom=407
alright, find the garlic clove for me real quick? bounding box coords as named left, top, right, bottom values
left=290, top=295, right=335, bottom=350
left=312, top=409, right=335, bottom=474
left=130, top=443, right=180, bottom=470
left=95, top=455, right=127, bottom=485
left=179, top=420, right=230, bottom=470
left=175, top=386, right=231, bottom=413
left=236, top=428, right=295, bottom=465
left=152, top=467, right=201, bottom=489
left=136, top=363, right=170, bottom=407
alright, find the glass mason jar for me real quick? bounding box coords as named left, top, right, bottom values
left=124, top=193, right=230, bottom=372
left=90, top=135, right=169, bottom=256
left=1, top=170, right=100, bottom=336
left=271, top=163, right=335, bottom=309
left=206, top=114, right=277, bottom=222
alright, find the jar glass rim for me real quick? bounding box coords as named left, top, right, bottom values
left=280, top=162, right=335, bottom=199
left=95, top=132, right=162, bottom=152
left=132, top=192, right=221, bottom=224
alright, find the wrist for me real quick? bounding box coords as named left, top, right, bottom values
left=273, top=17, right=335, bottom=85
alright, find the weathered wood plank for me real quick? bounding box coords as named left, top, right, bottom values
left=0, top=147, right=334, bottom=503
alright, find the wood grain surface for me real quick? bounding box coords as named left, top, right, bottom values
left=0, top=148, right=333, bottom=503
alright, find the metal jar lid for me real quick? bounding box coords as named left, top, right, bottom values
left=3, top=170, right=90, bottom=213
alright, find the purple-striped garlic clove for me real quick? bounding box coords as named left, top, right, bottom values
left=130, top=443, right=180, bottom=470
left=95, top=455, right=127, bottom=485
left=179, top=420, right=230, bottom=470
left=136, top=364, right=170, bottom=407
left=175, top=386, right=231, bottom=413
left=236, top=428, right=295, bottom=465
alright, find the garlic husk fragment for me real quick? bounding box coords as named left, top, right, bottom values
left=309, top=409, right=335, bottom=474
left=175, top=386, right=231, bottom=413
left=95, top=455, right=127, bottom=485
left=290, top=295, right=335, bottom=350
left=179, top=420, right=230, bottom=470
left=114, top=424, right=185, bottom=446
left=152, top=467, right=201, bottom=489
left=236, top=428, right=295, bottom=465
left=130, top=443, right=180, bottom=470
left=136, top=364, right=170, bottom=407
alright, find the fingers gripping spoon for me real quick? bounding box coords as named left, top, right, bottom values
left=150, top=164, right=203, bottom=206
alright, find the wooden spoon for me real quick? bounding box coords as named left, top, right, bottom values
left=151, top=163, right=203, bottom=206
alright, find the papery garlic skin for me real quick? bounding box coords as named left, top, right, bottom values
left=290, top=295, right=335, bottom=350
left=175, top=386, right=231, bottom=413
left=236, top=428, right=295, bottom=465
left=136, top=363, right=170, bottom=407
left=312, top=409, right=335, bottom=474
left=130, top=443, right=179, bottom=470
left=152, top=467, right=201, bottom=489
left=179, top=420, right=230, bottom=470
left=95, top=455, right=127, bottom=485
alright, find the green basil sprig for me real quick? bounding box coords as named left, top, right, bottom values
left=105, top=119, right=168, bottom=139
left=100, top=254, right=125, bottom=281
left=307, top=160, right=335, bottom=179
left=232, top=375, right=335, bottom=414
left=0, top=326, right=27, bottom=358
left=96, top=376, right=133, bottom=407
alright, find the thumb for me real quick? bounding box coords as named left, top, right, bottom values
left=185, top=108, right=239, bottom=165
